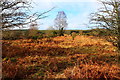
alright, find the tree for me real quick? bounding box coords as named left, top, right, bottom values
left=0, top=0, right=54, bottom=30
left=89, top=0, right=120, bottom=50
left=54, top=11, right=68, bottom=36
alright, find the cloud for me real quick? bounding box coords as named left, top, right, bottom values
left=30, top=0, right=101, bottom=30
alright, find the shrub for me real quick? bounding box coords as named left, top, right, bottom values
left=71, top=32, right=77, bottom=40
left=45, top=30, right=58, bottom=38
left=70, top=30, right=79, bottom=34
left=2, top=31, right=16, bottom=40
left=37, top=34, right=44, bottom=39
left=52, top=31, right=58, bottom=37
left=32, top=36, right=38, bottom=39
left=2, top=31, right=27, bottom=40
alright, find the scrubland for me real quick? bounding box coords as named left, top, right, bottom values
left=2, top=35, right=120, bottom=79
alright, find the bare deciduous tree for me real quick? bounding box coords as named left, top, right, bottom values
left=0, top=0, right=54, bottom=30
left=89, top=0, right=120, bottom=50
left=54, top=11, right=68, bottom=36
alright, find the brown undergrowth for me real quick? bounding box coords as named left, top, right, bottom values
left=2, top=35, right=120, bottom=79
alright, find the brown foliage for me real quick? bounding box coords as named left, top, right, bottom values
left=64, top=64, right=120, bottom=79
left=2, top=35, right=120, bottom=79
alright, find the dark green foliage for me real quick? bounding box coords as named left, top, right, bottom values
left=52, top=31, right=57, bottom=36
left=82, top=30, right=91, bottom=34
left=70, top=30, right=79, bottom=34
left=37, top=31, right=45, bottom=35
left=32, top=36, right=38, bottom=39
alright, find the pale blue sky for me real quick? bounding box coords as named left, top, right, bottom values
left=30, top=0, right=100, bottom=30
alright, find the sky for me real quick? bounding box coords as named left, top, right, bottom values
left=30, top=0, right=101, bottom=30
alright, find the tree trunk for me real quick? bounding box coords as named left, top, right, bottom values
left=118, top=6, right=120, bottom=62
left=117, top=5, right=120, bottom=51
left=59, top=27, right=64, bottom=36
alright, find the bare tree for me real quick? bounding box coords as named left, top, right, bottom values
left=0, top=0, right=54, bottom=30
left=89, top=0, right=120, bottom=50
left=54, top=11, right=68, bottom=36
